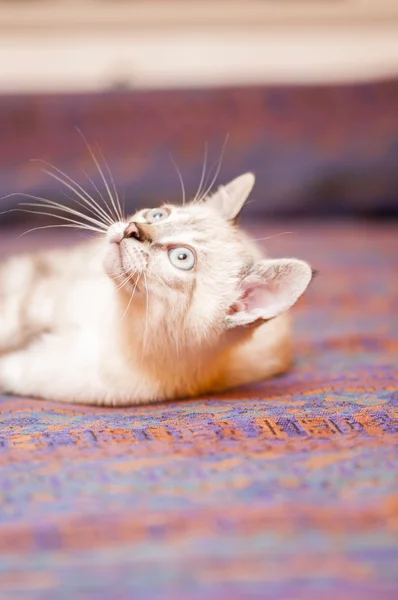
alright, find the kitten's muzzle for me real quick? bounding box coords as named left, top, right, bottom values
left=125, top=222, right=152, bottom=244
left=124, top=222, right=140, bottom=240
left=107, top=222, right=153, bottom=245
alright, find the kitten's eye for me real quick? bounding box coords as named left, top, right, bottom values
left=168, top=247, right=195, bottom=271
left=145, top=208, right=169, bottom=223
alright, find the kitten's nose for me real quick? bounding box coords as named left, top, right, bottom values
left=124, top=222, right=152, bottom=243
left=124, top=222, right=140, bottom=240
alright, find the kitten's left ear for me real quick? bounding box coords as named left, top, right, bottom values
left=226, top=258, right=313, bottom=329
left=206, top=173, right=255, bottom=221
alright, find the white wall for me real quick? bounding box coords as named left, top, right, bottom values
left=1, top=0, right=398, bottom=92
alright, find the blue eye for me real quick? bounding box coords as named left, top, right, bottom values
left=146, top=208, right=169, bottom=223
left=168, top=247, right=195, bottom=271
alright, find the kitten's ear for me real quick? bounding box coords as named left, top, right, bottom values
left=226, top=259, right=313, bottom=329
left=206, top=173, right=255, bottom=221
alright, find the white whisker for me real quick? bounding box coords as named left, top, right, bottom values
left=252, top=232, right=293, bottom=242
left=79, top=166, right=118, bottom=226
left=195, top=134, right=229, bottom=204
left=41, top=168, right=112, bottom=227
left=121, top=188, right=127, bottom=221
left=150, top=272, right=169, bottom=293
left=13, top=195, right=109, bottom=231
left=42, top=169, right=113, bottom=228
left=30, top=159, right=114, bottom=227
left=16, top=223, right=103, bottom=238
left=192, top=143, right=208, bottom=205
left=169, top=154, right=186, bottom=207
left=120, top=274, right=142, bottom=322
left=75, top=128, right=120, bottom=222
left=115, top=271, right=136, bottom=293
left=7, top=207, right=106, bottom=234
left=142, top=272, right=149, bottom=357
left=96, top=145, right=124, bottom=221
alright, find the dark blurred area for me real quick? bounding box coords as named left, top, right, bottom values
left=0, top=0, right=398, bottom=226
left=1, top=82, right=398, bottom=223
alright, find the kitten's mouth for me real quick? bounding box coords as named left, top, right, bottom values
left=120, top=239, right=148, bottom=274
left=104, top=239, right=148, bottom=289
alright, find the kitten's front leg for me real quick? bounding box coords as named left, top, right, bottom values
left=0, top=291, right=52, bottom=353
left=0, top=257, right=53, bottom=352
left=0, top=333, right=145, bottom=406
left=0, top=293, right=28, bottom=352
left=0, top=342, right=102, bottom=404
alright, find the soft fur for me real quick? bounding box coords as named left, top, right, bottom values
left=0, top=174, right=313, bottom=405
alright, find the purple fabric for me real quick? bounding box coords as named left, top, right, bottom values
left=1, top=79, right=398, bottom=221
left=0, top=221, right=397, bottom=598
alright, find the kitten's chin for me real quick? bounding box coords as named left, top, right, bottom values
left=103, top=242, right=144, bottom=289
left=103, top=242, right=121, bottom=280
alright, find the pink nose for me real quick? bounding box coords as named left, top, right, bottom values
left=124, top=222, right=140, bottom=239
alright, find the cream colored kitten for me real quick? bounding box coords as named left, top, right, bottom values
left=0, top=174, right=313, bottom=405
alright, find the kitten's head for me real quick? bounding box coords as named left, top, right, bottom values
left=104, top=173, right=312, bottom=346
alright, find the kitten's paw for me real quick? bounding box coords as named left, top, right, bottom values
left=0, top=353, right=24, bottom=393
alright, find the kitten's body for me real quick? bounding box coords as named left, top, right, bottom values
left=0, top=174, right=311, bottom=405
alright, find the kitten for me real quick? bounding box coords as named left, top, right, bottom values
left=0, top=173, right=313, bottom=405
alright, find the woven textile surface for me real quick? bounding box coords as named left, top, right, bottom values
left=0, top=221, right=397, bottom=599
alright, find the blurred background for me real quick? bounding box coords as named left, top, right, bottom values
left=0, top=0, right=398, bottom=228
left=2, top=5, right=398, bottom=598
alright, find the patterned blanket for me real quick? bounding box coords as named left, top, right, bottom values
left=0, top=221, right=397, bottom=599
